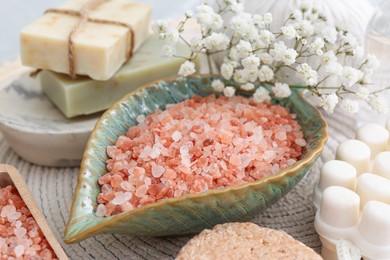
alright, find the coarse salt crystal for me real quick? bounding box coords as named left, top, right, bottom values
left=171, top=131, right=182, bottom=142
left=180, top=145, right=189, bottom=155
left=1, top=205, right=16, bottom=218
left=120, top=181, right=133, bottom=191
left=275, top=131, right=287, bottom=141
left=295, top=138, right=306, bottom=147
left=112, top=192, right=132, bottom=205
left=14, top=227, right=27, bottom=238
left=8, top=212, right=22, bottom=222
left=150, top=148, right=161, bottom=159
left=136, top=114, right=146, bottom=123
left=135, top=185, right=148, bottom=198
left=152, top=165, right=165, bottom=178
left=272, top=164, right=280, bottom=174
left=14, top=245, right=24, bottom=257
left=139, top=146, right=153, bottom=159
left=287, top=159, right=297, bottom=166
left=263, top=150, right=276, bottom=161
left=95, top=204, right=106, bottom=217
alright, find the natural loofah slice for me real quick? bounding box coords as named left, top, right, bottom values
left=176, top=222, right=322, bottom=260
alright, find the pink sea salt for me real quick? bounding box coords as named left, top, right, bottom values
left=0, top=185, right=57, bottom=259
left=97, top=95, right=305, bottom=216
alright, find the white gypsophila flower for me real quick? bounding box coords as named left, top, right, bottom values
left=197, top=4, right=213, bottom=14
left=301, top=39, right=308, bottom=46
left=282, top=48, right=298, bottom=65
left=258, top=65, right=274, bottom=82
left=299, top=0, right=312, bottom=11
left=341, top=66, right=363, bottom=88
left=210, top=13, right=224, bottom=30
left=368, top=95, right=388, bottom=114
left=246, top=25, right=259, bottom=41
left=259, top=30, right=275, bottom=46
left=296, top=63, right=318, bottom=86
left=295, top=20, right=314, bottom=37
left=233, top=69, right=248, bottom=83
left=223, top=57, right=239, bottom=68
left=273, top=83, right=291, bottom=98
left=356, top=87, right=370, bottom=100
left=340, top=99, right=359, bottom=114
left=253, top=87, right=271, bottom=103
left=223, top=86, right=236, bottom=97
left=319, top=93, right=339, bottom=113
left=196, top=5, right=223, bottom=30
left=230, top=3, right=244, bottom=13
left=353, top=46, right=365, bottom=60
left=321, top=51, right=337, bottom=65
left=246, top=69, right=258, bottom=82
left=253, top=14, right=264, bottom=28
left=325, top=62, right=343, bottom=76
left=185, top=10, right=193, bottom=18
left=164, top=30, right=179, bottom=46
left=241, top=82, right=255, bottom=91
left=251, top=39, right=264, bottom=51
left=211, top=79, right=225, bottom=92
left=161, top=44, right=175, bottom=58
left=361, top=54, right=380, bottom=73
left=270, top=41, right=287, bottom=61
left=321, top=27, right=337, bottom=44
left=178, top=61, right=196, bottom=77
left=189, top=37, right=203, bottom=53
left=221, top=62, right=234, bottom=80
left=310, top=37, right=325, bottom=56
left=263, top=13, right=273, bottom=24
left=230, top=13, right=251, bottom=35
left=152, top=20, right=169, bottom=34
left=291, top=10, right=302, bottom=21
left=242, top=54, right=260, bottom=70
left=236, top=40, right=252, bottom=58
left=259, top=53, right=273, bottom=65
left=228, top=47, right=240, bottom=61
left=281, top=25, right=297, bottom=40
left=305, top=12, right=319, bottom=22
left=204, top=32, right=230, bottom=51
left=343, top=33, right=358, bottom=47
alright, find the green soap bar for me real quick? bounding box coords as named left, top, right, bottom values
left=40, top=35, right=190, bottom=118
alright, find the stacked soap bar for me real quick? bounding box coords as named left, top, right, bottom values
left=313, top=121, right=390, bottom=260
left=39, top=35, right=191, bottom=118
left=21, top=0, right=152, bottom=80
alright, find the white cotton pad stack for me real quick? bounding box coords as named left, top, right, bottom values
left=313, top=120, right=390, bottom=260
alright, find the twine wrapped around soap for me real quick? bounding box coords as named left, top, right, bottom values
left=45, top=0, right=135, bottom=79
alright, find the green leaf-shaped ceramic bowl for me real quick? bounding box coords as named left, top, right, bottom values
left=64, top=75, right=327, bottom=243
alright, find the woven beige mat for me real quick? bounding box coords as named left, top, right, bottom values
left=0, top=60, right=381, bottom=259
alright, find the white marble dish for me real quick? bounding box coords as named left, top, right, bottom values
left=0, top=64, right=100, bottom=167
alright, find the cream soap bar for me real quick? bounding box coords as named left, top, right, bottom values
left=39, top=35, right=191, bottom=118
left=21, top=0, right=152, bottom=81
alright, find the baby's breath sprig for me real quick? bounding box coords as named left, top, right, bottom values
left=153, top=0, right=388, bottom=114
